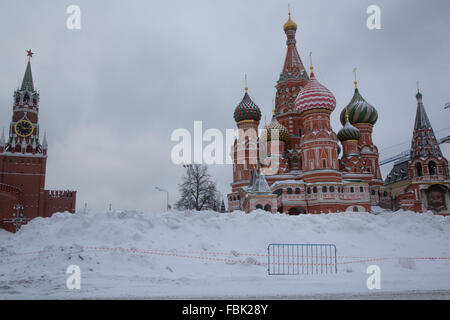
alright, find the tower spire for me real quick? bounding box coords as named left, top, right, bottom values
left=309, top=51, right=314, bottom=74
left=244, top=73, right=248, bottom=93
left=411, top=89, right=442, bottom=160
left=21, top=50, right=35, bottom=92
left=353, top=67, right=358, bottom=89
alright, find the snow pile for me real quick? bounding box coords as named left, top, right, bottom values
left=0, top=209, right=449, bottom=299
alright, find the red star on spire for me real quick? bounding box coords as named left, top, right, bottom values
left=26, top=49, right=34, bottom=60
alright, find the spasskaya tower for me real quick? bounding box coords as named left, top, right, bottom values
left=0, top=51, right=76, bottom=232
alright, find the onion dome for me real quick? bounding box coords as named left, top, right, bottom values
left=338, top=115, right=361, bottom=142
left=339, top=88, right=378, bottom=126
left=233, top=90, right=261, bottom=123
left=295, top=72, right=336, bottom=114
left=260, top=113, right=290, bottom=143
left=283, top=13, right=297, bottom=32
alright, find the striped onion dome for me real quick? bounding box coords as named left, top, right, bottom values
left=338, top=118, right=361, bottom=142
left=339, top=88, right=378, bottom=126
left=295, top=72, right=336, bottom=114
left=233, top=92, right=262, bottom=123
left=260, top=116, right=290, bottom=143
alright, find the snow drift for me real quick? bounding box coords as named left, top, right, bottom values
left=0, top=209, right=449, bottom=299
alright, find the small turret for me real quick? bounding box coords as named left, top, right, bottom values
left=42, top=132, right=48, bottom=150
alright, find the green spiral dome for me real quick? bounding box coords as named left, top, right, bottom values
left=338, top=120, right=361, bottom=142
left=340, top=88, right=378, bottom=126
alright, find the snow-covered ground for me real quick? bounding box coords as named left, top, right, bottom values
left=0, top=208, right=449, bottom=299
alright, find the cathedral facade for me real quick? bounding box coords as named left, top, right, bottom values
left=0, top=52, right=76, bottom=232
left=228, top=14, right=384, bottom=214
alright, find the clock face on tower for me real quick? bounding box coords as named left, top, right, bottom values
left=14, top=119, right=34, bottom=137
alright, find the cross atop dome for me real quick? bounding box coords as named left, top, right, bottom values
left=283, top=4, right=298, bottom=32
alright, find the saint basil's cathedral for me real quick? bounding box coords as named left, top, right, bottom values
left=0, top=51, right=76, bottom=232
left=228, top=13, right=450, bottom=215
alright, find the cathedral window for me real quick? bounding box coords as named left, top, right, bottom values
left=322, top=160, right=327, bottom=168
left=360, top=186, right=364, bottom=192
left=371, top=190, right=376, bottom=195
left=264, top=204, right=271, bottom=212
left=353, top=207, right=359, bottom=212
left=415, top=162, right=423, bottom=177
left=322, top=186, right=327, bottom=193
left=287, top=188, right=293, bottom=194
left=295, top=188, right=300, bottom=194
left=330, top=186, right=335, bottom=193
left=307, top=188, right=311, bottom=194
left=350, top=187, right=354, bottom=193
left=256, top=204, right=263, bottom=210
left=428, top=161, right=437, bottom=175
left=313, top=187, right=317, bottom=194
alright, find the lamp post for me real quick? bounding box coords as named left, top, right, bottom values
left=155, top=187, right=170, bottom=211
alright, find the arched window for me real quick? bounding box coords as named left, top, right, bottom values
left=264, top=204, right=271, bottom=212
left=293, top=156, right=298, bottom=164
left=307, top=188, right=311, bottom=194
left=256, top=204, right=263, bottom=209
left=23, top=93, right=29, bottom=103
left=353, top=207, right=359, bottom=212
left=273, top=189, right=283, bottom=196
left=371, top=190, right=376, bottom=196
left=295, top=188, right=300, bottom=194
left=287, top=188, right=293, bottom=195
left=350, top=187, right=354, bottom=193
left=322, top=160, right=327, bottom=168
left=322, top=186, right=327, bottom=193
left=428, top=161, right=437, bottom=175
left=360, top=186, right=364, bottom=192
left=330, top=186, right=335, bottom=193
left=313, top=187, right=318, bottom=194
left=416, top=162, right=423, bottom=177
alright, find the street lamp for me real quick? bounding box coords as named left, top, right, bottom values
left=155, top=187, right=170, bottom=211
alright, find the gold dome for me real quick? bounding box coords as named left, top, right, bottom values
left=283, top=13, right=297, bottom=32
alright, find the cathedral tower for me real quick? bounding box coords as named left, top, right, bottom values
left=275, top=12, right=309, bottom=144
left=295, top=61, right=342, bottom=184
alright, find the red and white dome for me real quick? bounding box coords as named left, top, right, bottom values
left=295, top=73, right=336, bottom=114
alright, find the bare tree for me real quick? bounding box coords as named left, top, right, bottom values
left=175, top=164, right=221, bottom=211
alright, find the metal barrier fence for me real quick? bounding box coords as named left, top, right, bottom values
left=267, top=244, right=337, bottom=275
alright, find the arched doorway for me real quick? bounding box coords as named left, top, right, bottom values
left=426, top=184, right=448, bottom=212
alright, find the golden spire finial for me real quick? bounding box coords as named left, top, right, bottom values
left=309, top=51, right=314, bottom=73
left=416, top=81, right=420, bottom=93
left=345, top=107, right=350, bottom=122
left=272, top=99, right=276, bottom=116
left=353, top=67, right=358, bottom=89
left=244, top=73, right=248, bottom=93
left=288, top=2, right=291, bottom=16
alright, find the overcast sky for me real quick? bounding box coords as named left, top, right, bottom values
left=0, top=0, right=449, bottom=212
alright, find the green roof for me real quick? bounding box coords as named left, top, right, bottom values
left=20, top=61, right=34, bottom=92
